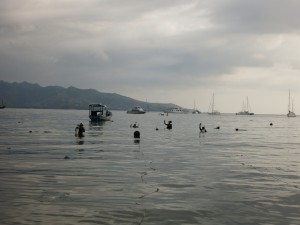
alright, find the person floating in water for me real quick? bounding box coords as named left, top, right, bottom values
left=130, top=122, right=139, bottom=128
left=75, top=123, right=85, bottom=137
left=164, top=120, right=172, bottom=129
left=235, top=128, right=247, bottom=131
left=199, top=123, right=207, bottom=133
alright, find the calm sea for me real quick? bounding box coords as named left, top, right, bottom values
left=0, top=108, right=300, bottom=225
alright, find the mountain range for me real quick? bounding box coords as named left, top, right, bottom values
left=0, top=80, right=180, bottom=111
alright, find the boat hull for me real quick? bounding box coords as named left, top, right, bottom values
left=287, top=112, right=296, bottom=117
left=127, top=111, right=146, bottom=114
left=236, top=111, right=254, bottom=115
left=89, top=115, right=111, bottom=122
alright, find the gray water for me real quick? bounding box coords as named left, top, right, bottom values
left=0, top=108, right=300, bottom=225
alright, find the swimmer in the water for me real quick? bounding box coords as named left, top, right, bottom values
left=75, top=123, right=85, bottom=137
left=130, top=122, right=139, bottom=128
left=164, top=120, right=172, bottom=129
left=199, top=123, right=207, bottom=133
left=235, top=128, right=247, bottom=131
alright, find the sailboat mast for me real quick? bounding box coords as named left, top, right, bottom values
left=246, top=97, right=249, bottom=112
left=212, top=93, right=214, bottom=113
left=288, top=89, right=291, bottom=112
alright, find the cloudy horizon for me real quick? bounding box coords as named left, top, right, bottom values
left=1, top=0, right=300, bottom=114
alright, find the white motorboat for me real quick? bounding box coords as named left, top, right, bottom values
left=127, top=106, right=146, bottom=114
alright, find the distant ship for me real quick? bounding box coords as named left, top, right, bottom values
left=287, top=89, right=296, bottom=117
left=236, top=97, right=254, bottom=115
left=164, top=107, right=187, bottom=114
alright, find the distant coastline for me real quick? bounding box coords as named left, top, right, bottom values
left=0, top=80, right=180, bottom=112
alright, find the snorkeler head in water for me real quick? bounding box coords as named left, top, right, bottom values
left=134, top=130, right=140, bottom=138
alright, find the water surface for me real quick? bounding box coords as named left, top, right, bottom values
left=0, top=109, right=300, bottom=225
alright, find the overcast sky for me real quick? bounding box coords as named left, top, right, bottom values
left=1, top=0, right=300, bottom=114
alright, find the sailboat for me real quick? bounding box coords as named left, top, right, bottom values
left=192, top=100, right=201, bottom=114
left=207, top=93, right=220, bottom=115
left=236, top=97, right=254, bottom=115
left=287, top=89, right=296, bottom=117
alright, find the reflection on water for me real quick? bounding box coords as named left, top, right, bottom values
left=76, top=140, right=84, bottom=145
left=0, top=109, right=300, bottom=225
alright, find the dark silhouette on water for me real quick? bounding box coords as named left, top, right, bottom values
left=199, top=123, right=207, bottom=133
left=75, top=123, right=85, bottom=137
left=134, top=130, right=140, bottom=138
left=214, top=126, right=220, bottom=129
left=134, top=130, right=140, bottom=143
left=235, top=128, right=247, bottom=131
left=130, top=122, right=139, bottom=128
left=164, top=120, right=172, bottom=129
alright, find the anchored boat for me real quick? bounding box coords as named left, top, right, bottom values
left=236, top=97, right=254, bottom=115
left=164, top=107, right=187, bottom=114
left=89, top=104, right=112, bottom=122
left=127, top=106, right=146, bottom=114
left=287, top=89, right=296, bottom=117
left=207, top=93, right=220, bottom=115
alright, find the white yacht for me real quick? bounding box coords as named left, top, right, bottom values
left=127, top=106, right=146, bottom=114
left=164, top=107, right=186, bottom=114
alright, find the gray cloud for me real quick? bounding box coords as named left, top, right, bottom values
left=0, top=0, right=300, bottom=113
left=210, top=0, right=300, bottom=33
